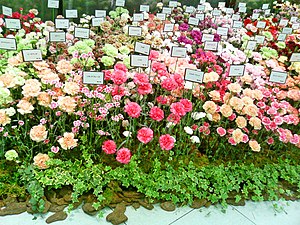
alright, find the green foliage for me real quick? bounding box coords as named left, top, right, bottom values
left=17, top=157, right=300, bottom=209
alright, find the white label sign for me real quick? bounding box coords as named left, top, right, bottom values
left=282, top=27, right=292, bottom=34
left=135, top=42, right=151, bottom=56
left=162, top=7, right=172, bottom=14
left=232, top=14, right=240, bottom=21
left=22, top=49, right=43, bottom=62
left=239, top=6, right=247, bottom=13
left=48, top=0, right=59, bottom=9
left=66, top=10, right=78, bottom=18
left=229, top=65, right=245, bottom=77
left=83, top=72, right=104, bottom=85
left=157, top=13, right=166, bottom=21
left=92, top=18, right=104, bottom=26
left=197, top=5, right=205, bottom=11
left=185, top=69, right=204, bottom=83
left=2, top=6, right=12, bottom=17
left=185, top=6, right=195, bottom=13
left=233, top=21, right=243, bottom=29
left=217, top=27, right=228, bottom=36
left=116, top=0, right=126, bottom=7
left=171, top=46, right=187, bottom=58
left=55, top=19, right=70, bottom=29
left=201, top=34, right=214, bottom=42
left=226, top=8, right=234, bottom=14
left=0, top=38, right=17, bottom=50
left=95, top=10, right=106, bottom=18
left=256, top=21, right=266, bottom=29
left=204, top=41, right=218, bottom=51
left=128, top=26, right=142, bottom=36
left=218, top=2, right=226, bottom=8
left=212, top=10, right=221, bottom=16
left=163, top=23, right=174, bottom=32
left=188, top=17, right=200, bottom=26
left=140, top=5, right=150, bottom=12
left=200, top=0, right=206, bottom=3
left=133, top=13, right=144, bottom=22
left=262, top=4, right=269, bottom=9
left=5, top=19, right=21, bottom=29
left=290, top=53, right=300, bottom=62
left=130, top=55, right=149, bottom=68
left=252, top=13, right=259, bottom=20
left=255, top=35, right=265, bottom=44
left=290, top=17, right=298, bottom=23
left=292, top=23, right=299, bottom=30
left=246, top=40, right=257, bottom=50
left=279, top=19, right=288, bottom=27
left=269, top=71, right=287, bottom=84
left=74, top=28, right=90, bottom=39
left=49, top=32, right=66, bottom=42
left=264, top=9, right=271, bottom=15
left=169, top=1, right=178, bottom=7
left=277, top=33, right=287, bottom=41
left=196, top=13, right=205, bottom=21
left=239, top=3, right=246, bottom=7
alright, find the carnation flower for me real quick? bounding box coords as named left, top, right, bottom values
left=116, top=148, right=131, bottom=164
left=190, top=136, right=200, bottom=143
left=30, top=125, right=48, bottom=142
left=137, top=127, right=153, bottom=144
left=191, top=112, right=206, bottom=120
left=159, top=134, right=175, bottom=150
left=111, top=70, right=127, bottom=85
left=102, top=140, right=117, bottom=154
left=149, top=107, right=164, bottom=121
left=184, top=126, right=193, bottom=135
left=0, top=110, right=11, bottom=126
left=58, top=132, right=78, bottom=150
left=170, top=102, right=186, bottom=116
left=216, top=127, right=226, bottom=137
left=33, top=153, right=50, bottom=169
left=124, top=102, right=142, bottom=118
left=249, top=140, right=261, bottom=152
left=5, top=150, right=18, bottom=161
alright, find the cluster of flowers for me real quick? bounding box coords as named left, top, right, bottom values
left=0, top=1, right=300, bottom=169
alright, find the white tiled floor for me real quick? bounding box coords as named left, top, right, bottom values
left=1, top=201, right=300, bottom=225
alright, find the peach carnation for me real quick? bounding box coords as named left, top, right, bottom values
left=0, top=110, right=11, bottom=126
left=249, top=117, right=262, bottom=130
left=33, top=153, right=50, bottom=169
left=56, top=60, right=73, bottom=74
left=58, top=96, right=76, bottom=113
left=17, top=100, right=34, bottom=114
left=22, top=79, right=41, bottom=97
left=203, top=101, right=217, bottom=114
left=58, top=132, right=78, bottom=150
left=203, top=72, right=219, bottom=83
left=249, top=140, right=261, bottom=152
left=243, top=104, right=259, bottom=117
left=220, top=104, right=233, bottom=117
left=232, top=128, right=244, bottom=144
left=63, top=82, right=80, bottom=95
left=30, top=125, right=48, bottom=142
left=235, top=116, right=247, bottom=128
left=229, top=97, right=244, bottom=111
left=228, top=82, right=242, bottom=93
left=37, top=92, right=51, bottom=107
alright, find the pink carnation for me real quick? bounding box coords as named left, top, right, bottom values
left=216, top=127, right=226, bottom=136
left=170, top=102, right=186, bottom=116
left=137, top=127, right=154, bottom=144
left=149, top=50, right=159, bottom=60
left=167, top=113, right=181, bottom=124
left=116, top=148, right=131, bottom=164
left=161, top=77, right=178, bottom=91
left=114, top=63, right=128, bottom=72
left=138, top=83, right=152, bottom=95
left=124, top=102, right=142, bottom=118
left=180, top=99, right=193, bottom=113
left=134, top=73, right=149, bottom=85
left=149, top=107, right=164, bottom=121
left=159, top=134, right=175, bottom=150
left=102, top=140, right=117, bottom=154
left=111, top=70, right=127, bottom=85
